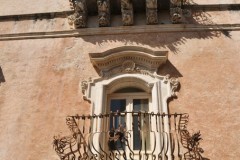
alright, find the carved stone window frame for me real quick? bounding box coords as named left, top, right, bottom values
left=81, top=46, right=179, bottom=158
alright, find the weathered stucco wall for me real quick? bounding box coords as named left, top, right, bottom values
left=0, top=30, right=240, bottom=160
left=0, top=0, right=240, bottom=159
left=0, top=0, right=70, bottom=16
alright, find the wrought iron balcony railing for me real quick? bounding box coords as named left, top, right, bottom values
left=53, top=112, right=205, bottom=160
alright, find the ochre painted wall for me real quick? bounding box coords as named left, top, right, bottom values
left=0, top=31, right=240, bottom=160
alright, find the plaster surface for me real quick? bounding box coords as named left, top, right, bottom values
left=0, top=0, right=70, bottom=16
left=0, top=30, right=240, bottom=159
left=0, top=1, right=240, bottom=160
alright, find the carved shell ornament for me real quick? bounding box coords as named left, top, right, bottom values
left=122, top=60, right=135, bottom=72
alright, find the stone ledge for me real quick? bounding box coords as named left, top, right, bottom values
left=0, top=11, right=73, bottom=22
left=184, top=4, right=240, bottom=11
left=0, top=23, right=240, bottom=41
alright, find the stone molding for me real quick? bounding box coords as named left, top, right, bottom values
left=80, top=73, right=179, bottom=158
left=80, top=47, right=180, bottom=158
left=80, top=46, right=181, bottom=102
left=89, top=46, right=168, bottom=77
left=1, top=23, right=240, bottom=40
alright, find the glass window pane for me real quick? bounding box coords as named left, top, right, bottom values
left=133, top=99, right=149, bottom=150
left=133, top=99, right=149, bottom=112
left=133, top=115, right=141, bottom=150
left=110, top=99, right=126, bottom=129
left=109, top=99, right=126, bottom=150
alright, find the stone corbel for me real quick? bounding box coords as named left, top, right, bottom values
left=170, top=0, right=182, bottom=24
left=121, top=0, right=134, bottom=26
left=68, top=0, right=88, bottom=28
left=146, top=0, right=158, bottom=24
left=97, top=0, right=111, bottom=27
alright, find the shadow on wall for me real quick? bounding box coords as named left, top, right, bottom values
left=81, top=1, right=231, bottom=54
left=0, top=66, right=6, bottom=85
left=158, top=60, right=183, bottom=78
left=179, top=114, right=210, bottom=160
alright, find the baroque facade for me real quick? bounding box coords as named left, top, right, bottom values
left=0, top=0, right=240, bottom=160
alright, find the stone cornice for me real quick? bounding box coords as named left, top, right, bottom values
left=0, top=23, right=240, bottom=41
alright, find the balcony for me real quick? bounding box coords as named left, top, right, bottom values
left=53, top=112, right=204, bottom=160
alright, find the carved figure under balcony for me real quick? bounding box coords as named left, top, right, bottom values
left=97, top=0, right=110, bottom=27
left=68, top=12, right=87, bottom=28
left=121, top=0, right=133, bottom=26
left=170, top=7, right=182, bottom=24
left=147, top=9, right=158, bottom=24
left=146, top=0, right=158, bottom=24
left=68, top=0, right=87, bottom=28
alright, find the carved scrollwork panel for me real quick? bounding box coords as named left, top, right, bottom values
left=170, top=7, right=183, bottom=24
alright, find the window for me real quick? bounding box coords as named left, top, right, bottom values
left=81, top=46, right=179, bottom=159
left=108, top=91, right=151, bottom=151
left=53, top=47, right=188, bottom=160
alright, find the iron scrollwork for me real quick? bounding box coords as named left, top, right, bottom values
left=53, top=112, right=207, bottom=160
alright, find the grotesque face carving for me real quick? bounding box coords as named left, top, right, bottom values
left=99, top=13, right=110, bottom=27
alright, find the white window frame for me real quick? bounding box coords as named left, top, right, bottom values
left=107, top=92, right=152, bottom=152
left=82, top=74, right=179, bottom=160
left=81, top=46, right=180, bottom=160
